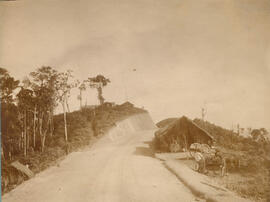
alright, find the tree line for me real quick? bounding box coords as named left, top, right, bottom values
left=1, top=66, right=110, bottom=160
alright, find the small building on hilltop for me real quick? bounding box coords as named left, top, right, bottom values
left=155, top=116, right=214, bottom=152
left=119, top=101, right=134, bottom=108
left=102, top=102, right=116, bottom=108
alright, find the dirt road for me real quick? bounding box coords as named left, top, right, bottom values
left=3, top=129, right=200, bottom=202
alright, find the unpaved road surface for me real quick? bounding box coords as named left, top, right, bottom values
left=3, top=129, right=201, bottom=202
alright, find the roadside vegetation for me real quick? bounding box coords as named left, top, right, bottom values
left=1, top=67, right=146, bottom=193
left=193, top=119, right=270, bottom=202
left=155, top=117, right=270, bottom=201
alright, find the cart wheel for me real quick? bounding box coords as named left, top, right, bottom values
left=194, top=162, right=199, bottom=171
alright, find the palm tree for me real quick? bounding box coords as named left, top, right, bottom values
left=87, top=75, right=110, bottom=105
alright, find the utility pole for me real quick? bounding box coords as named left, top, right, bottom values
left=201, top=107, right=206, bottom=121
left=237, top=124, right=240, bottom=135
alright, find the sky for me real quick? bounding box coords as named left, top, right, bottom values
left=0, top=0, right=270, bottom=130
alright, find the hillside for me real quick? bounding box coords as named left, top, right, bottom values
left=155, top=117, right=270, bottom=201
left=1, top=102, right=148, bottom=193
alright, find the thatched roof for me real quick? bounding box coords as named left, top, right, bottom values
left=11, top=161, right=34, bottom=178
left=188, top=119, right=214, bottom=140
left=155, top=116, right=214, bottom=151
left=156, top=118, right=178, bottom=128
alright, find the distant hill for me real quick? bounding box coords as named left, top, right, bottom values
left=156, top=118, right=178, bottom=128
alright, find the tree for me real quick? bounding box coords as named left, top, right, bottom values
left=0, top=67, right=19, bottom=104
left=30, top=66, right=58, bottom=134
left=87, top=75, right=110, bottom=105
left=0, top=68, right=20, bottom=159
left=29, top=66, right=58, bottom=152
left=17, top=88, right=35, bottom=156
left=56, top=70, right=77, bottom=146
left=1, top=102, right=20, bottom=160
left=77, top=80, right=87, bottom=109
left=251, top=128, right=269, bottom=143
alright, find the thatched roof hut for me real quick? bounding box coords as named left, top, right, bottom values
left=155, top=116, right=214, bottom=152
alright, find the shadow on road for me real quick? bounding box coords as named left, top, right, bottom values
left=133, top=146, right=154, bottom=158
left=133, top=141, right=155, bottom=158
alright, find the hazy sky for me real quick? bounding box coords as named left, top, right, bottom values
left=1, top=0, right=270, bottom=129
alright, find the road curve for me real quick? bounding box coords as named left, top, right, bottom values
left=3, top=129, right=200, bottom=202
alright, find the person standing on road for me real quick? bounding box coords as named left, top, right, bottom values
left=194, top=151, right=206, bottom=173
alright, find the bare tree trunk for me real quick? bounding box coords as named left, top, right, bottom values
left=26, top=110, right=30, bottom=153
left=79, top=89, right=82, bottom=110
left=40, top=129, right=47, bottom=153
left=97, top=87, right=104, bottom=105
left=48, top=112, right=53, bottom=137
left=39, top=112, right=45, bottom=152
left=24, top=109, right=27, bottom=157
left=48, top=109, right=54, bottom=136
left=51, top=110, right=54, bottom=134
left=66, top=99, right=70, bottom=113
left=39, top=115, right=43, bottom=152
left=21, top=132, right=23, bottom=152
left=1, top=144, right=5, bottom=161
left=33, top=105, right=36, bottom=148
left=18, top=137, right=21, bottom=151
left=62, top=101, right=68, bottom=142
left=38, top=111, right=49, bottom=153
left=41, top=135, right=46, bottom=152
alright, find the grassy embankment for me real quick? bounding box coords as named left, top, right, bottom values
left=1, top=103, right=146, bottom=193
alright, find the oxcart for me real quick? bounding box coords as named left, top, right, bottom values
left=189, top=143, right=226, bottom=175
